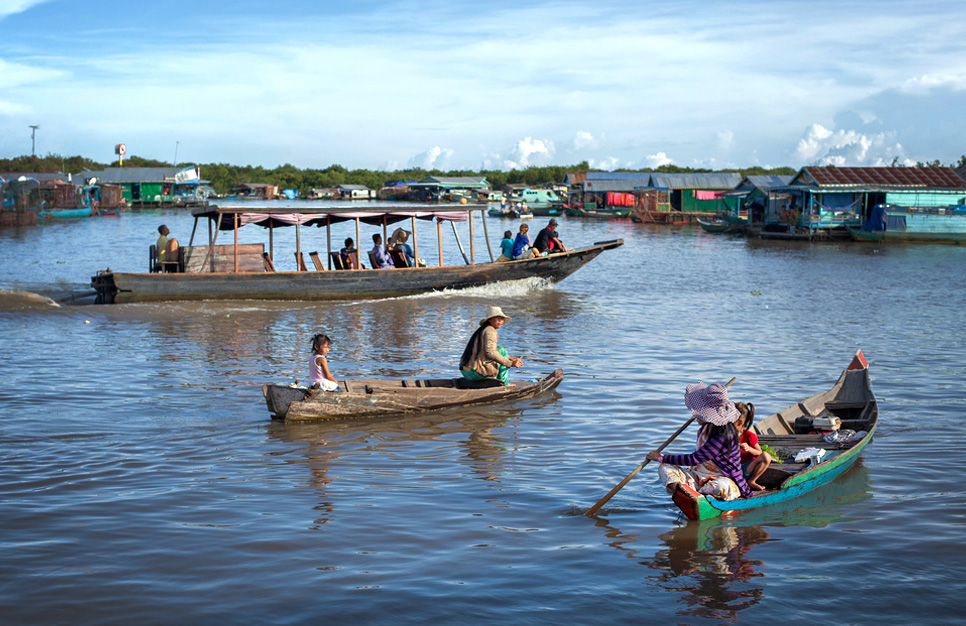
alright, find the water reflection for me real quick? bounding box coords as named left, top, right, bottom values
left=263, top=391, right=562, bottom=525
left=594, top=462, right=873, bottom=622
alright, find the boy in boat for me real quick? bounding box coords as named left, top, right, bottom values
left=459, top=306, right=523, bottom=386
left=735, top=402, right=771, bottom=490
left=512, top=224, right=535, bottom=260
left=497, top=230, right=514, bottom=262
left=646, top=382, right=753, bottom=500
left=340, top=238, right=356, bottom=269
left=310, top=333, right=340, bottom=392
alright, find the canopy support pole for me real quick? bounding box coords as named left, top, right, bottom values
left=411, top=216, right=418, bottom=267
left=437, top=219, right=443, bottom=267
left=355, top=218, right=361, bottom=266
left=233, top=212, right=239, bottom=272
left=451, top=220, right=470, bottom=265
left=468, top=209, right=475, bottom=263
left=326, top=217, right=332, bottom=269
left=481, top=210, right=494, bottom=262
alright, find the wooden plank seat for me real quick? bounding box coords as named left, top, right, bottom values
left=181, top=243, right=266, bottom=273
left=149, top=244, right=183, bottom=273
left=263, top=253, right=276, bottom=272
left=309, top=251, right=325, bottom=271
left=389, top=248, right=410, bottom=268
left=296, top=251, right=308, bottom=272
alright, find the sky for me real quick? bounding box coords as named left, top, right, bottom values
left=1, top=0, right=965, bottom=172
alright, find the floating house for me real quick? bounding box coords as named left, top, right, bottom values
left=231, top=183, right=278, bottom=200
left=336, top=184, right=375, bottom=200
left=79, top=166, right=208, bottom=207
left=406, top=176, right=490, bottom=202
left=0, top=175, right=43, bottom=227
left=566, top=172, right=655, bottom=217
left=719, top=174, right=794, bottom=227
left=763, top=166, right=966, bottom=240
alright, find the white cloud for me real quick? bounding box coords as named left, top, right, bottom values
left=641, top=152, right=673, bottom=169
left=588, top=156, right=624, bottom=171
left=572, top=130, right=595, bottom=151
left=0, top=0, right=48, bottom=19
left=795, top=123, right=912, bottom=166
left=407, top=146, right=454, bottom=170
left=503, top=137, right=554, bottom=170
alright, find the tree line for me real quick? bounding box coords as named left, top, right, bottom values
left=3, top=153, right=963, bottom=196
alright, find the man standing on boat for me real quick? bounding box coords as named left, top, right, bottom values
left=459, top=306, right=523, bottom=386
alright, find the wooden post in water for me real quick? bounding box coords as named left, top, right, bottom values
left=481, top=210, right=494, bottom=262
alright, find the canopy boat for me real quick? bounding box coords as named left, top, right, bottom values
left=264, top=368, right=565, bottom=421
left=90, top=204, right=622, bottom=304
left=666, top=350, right=877, bottom=520
left=848, top=203, right=966, bottom=244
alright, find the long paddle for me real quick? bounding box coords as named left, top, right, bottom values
left=584, top=376, right=736, bottom=517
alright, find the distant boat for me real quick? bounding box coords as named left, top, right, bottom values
left=848, top=204, right=966, bottom=244
left=696, top=218, right=733, bottom=233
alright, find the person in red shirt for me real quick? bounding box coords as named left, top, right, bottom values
left=736, top=402, right=771, bottom=490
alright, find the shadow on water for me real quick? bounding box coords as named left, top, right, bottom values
left=590, top=461, right=873, bottom=622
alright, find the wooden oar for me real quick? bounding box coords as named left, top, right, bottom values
left=584, top=376, right=736, bottom=517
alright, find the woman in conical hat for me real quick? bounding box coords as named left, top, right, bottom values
left=458, top=306, right=523, bottom=386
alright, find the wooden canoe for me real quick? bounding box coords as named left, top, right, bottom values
left=263, top=368, right=565, bottom=421
left=666, top=350, right=877, bottom=520
left=696, top=218, right=732, bottom=233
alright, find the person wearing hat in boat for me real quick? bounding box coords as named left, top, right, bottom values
left=645, top=382, right=753, bottom=500
left=459, top=306, right=523, bottom=386
left=532, top=218, right=566, bottom=255
left=388, top=227, right=418, bottom=267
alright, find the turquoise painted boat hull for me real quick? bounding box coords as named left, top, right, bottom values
left=666, top=352, right=877, bottom=520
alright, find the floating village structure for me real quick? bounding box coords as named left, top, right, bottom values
left=77, top=166, right=208, bottom=207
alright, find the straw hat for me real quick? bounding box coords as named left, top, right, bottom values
left=479, top=305, right=511, bottom=326
left=390, top=228, right=410, bottom=245
left=684, top=382, right=740, bottom=426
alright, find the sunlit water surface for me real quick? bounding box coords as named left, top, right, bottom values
left=0, top=207, right=963, bottom=624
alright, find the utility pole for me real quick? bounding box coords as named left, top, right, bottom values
left=29, top=125, right=39, bottom=156
left=174, top=140, right=179, bottom=166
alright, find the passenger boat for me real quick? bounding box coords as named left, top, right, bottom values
left=90, top=205, right=622, bottom=304
left=848, top=204, right=966, bottom=244
left=264, top=368, right=564, bottom=421
left=666, top=350, right=877, bottom=521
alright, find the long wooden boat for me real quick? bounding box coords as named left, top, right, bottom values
left=90, top=205, right=622, bottom=304
left=696, top=218, right=733, bottom=234
left=264, top=368, right=564, bottom=421
left=848, top=204, right=966, bottom=244
left=666, top=350, right=877, bottom=520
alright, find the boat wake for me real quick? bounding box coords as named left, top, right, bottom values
left=0, top=289, right=60, bottom=311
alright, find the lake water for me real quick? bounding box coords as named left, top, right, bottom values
left=1, top=205, right=964, bottom=624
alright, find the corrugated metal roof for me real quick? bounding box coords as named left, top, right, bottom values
left=81, top=167, right=186, bottom=183
left=564, top=171, right=586, bottom=184
left=583, top=179, right=653, bottom=192
left=740, top=175, right=793, bottom=190
left=795, top=166, right=964, bottom=189
left=585, top=171, right=657, bottom=181
left=650, top=173, right=742, bottom=189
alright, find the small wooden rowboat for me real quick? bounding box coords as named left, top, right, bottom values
left=263, top=368, right=564, bottom=421
left=667, top=351, right=877, bottom=520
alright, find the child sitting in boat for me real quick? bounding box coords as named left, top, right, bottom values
left=735, top=402, right=771, bottom=490
left=497, top=230, right=514, bottom=262
left=310, top=333, right=340, bottom=392
left=646, top=382, right=753, bottom=500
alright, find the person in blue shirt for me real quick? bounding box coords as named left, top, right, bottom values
left=388, top=228, right=418, bottom=267
left=512, top=224, right=534, bottom=260
left=497, top=230, right=514, bottom=262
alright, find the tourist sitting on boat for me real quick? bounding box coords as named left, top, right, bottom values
left=388, top=228, right=418, bottom=267
left=156, top=224, right=180, bottom=272
left=735, top=401, right=771, bottom=491
left=532, top=218, right=566, bottom=255
left=459, top=306, right=523, bottom=386
left=340, top=238, right=356, bottom=269
left=512, top=224, right=535, bottom=260
left=497, top=230, right=514, bottom=262
left=370, top=234, right=394, bottom=269
left=646, top=382, right=753, bottom=500
left=309, top=333, right=340, bottom=392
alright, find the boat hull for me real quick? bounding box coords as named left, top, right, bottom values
left=264, top=368, right=564, bottom=421
left=92, top=240, right=622, bottom=304
left=848, top=226, right=966, bottom=244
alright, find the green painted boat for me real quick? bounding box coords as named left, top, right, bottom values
left=666, top=350, right=877, bottom=520
left=696, top=218, right=732, bottom=233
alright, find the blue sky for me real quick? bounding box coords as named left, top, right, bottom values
left=2, top=0, right=965, bottom=171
